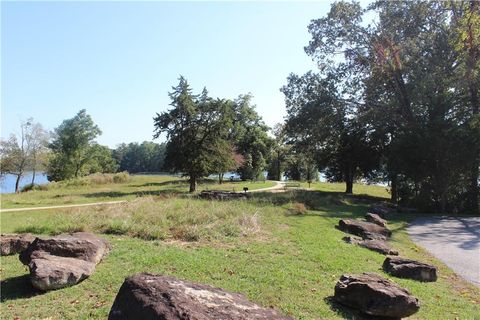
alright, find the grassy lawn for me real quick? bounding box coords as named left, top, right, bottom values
left=1, top=183, right=479, bottom=319
left=0, top=175, right=276, bottom=209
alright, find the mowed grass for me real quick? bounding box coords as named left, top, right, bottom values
left=1, top=185, right=479, bottom=319
left=0, top=175, right=276, bottom=209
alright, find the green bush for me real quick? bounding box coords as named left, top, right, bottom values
left=20, top=183, right=50, bottom=192
left=113, top=171, right=130, bottom=183
left=61, top=178, right=91, bottom=187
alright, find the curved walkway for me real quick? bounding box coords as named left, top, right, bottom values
left=0, top=182, right=286, bottom=213
left=407, top=216, right=480, bottom=287
left=249, top=181, right=285, bottom=193
left=0, top=200, right=127, bottom=213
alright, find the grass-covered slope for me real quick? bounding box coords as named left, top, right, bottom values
left=0, top=175, right=276, bottom=209
left=1, top=182, right=478, bottom=319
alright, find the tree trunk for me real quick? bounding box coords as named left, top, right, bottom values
left=31, top=168, right=36, bottom=185
left=345, top=168, right=353, bottom=194
left=15, top=174, right=22, bottom=193
left=390, top=174, right=398, bottom=203
left=218, top=173, right=224, bottom=184
left=277, top=151, right=281, bottom=181
left=345, top=178, right=353, bottom=194
left=189, top=176, right=197, bottom=192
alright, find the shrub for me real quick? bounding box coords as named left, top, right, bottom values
left=20, top=183, right=49, bottom=192
left=87, top=173, right=113, bottom=184
left=289, top=202, right=308, bottom=215
left=61, top=178, right=91, bottom=187
left=113, top=171, right=130, bottom=183
left=82, top=172, right=130, bottom=185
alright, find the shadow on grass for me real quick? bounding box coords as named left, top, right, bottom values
left=251, top=190, right=378, bottom=216
left=83, top=189, right=184, bottom=199
left=324, top=296, right=392, bottom=320
left=129, top=179, right=188, bottom=188
left=250, top=190, right=423, bottom=224
left=131, top=178, right=239, bottom=188
left=0, top=274, right=44, bottom=302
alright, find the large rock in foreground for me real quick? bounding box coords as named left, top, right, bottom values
left=365, top=213, right=388, bottom=228
left=338, top=219, right=391, bottom=239
left=343, top=236, right=398, bottom=256
left=334, top=273, right=420, bottom=319
left=109, top=273, right=292, bottom=320
left=383, top=257, right=437, bottom=282
left=1, top=233, right=35, bottom=256
left=20, top=232, right=110, bottom=291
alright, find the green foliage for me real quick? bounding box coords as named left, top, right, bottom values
left=232, top=95, right=273, bottom=181
left=154, top=77, right=272, bottom=191
left=19, top=183, right=49, bottom=192
left=282, top=72, right=379, bottom=193
left=113, top=141, right=166, bottom=173
left=87, top=144, right=118, bottom=174
left=0, top=119, right=49, bottom=192
left=47, top=109, right=116, bottom=181
left=286, top=1, right=479, bottom=212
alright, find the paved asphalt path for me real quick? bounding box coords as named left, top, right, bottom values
left=408, top=216, right=480, bottom=287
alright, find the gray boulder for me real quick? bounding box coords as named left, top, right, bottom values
left=28, top=253, right=96, bottom=291
left=383, top=257, right=437, bottom=282
left=20, top=232, right=110, bottom=291
left=343, top=236, right=398, bottom=255
left=338, top=219, right=391, bottom=239
left=365, top=213, right=387, bottom=228
left=109, top=273, right=292, bottom=320
left=334, top=273, right=420, bottom=319
left=1, top=233, right=35, bottom=256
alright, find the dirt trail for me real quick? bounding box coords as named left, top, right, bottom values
left=0, top=181, right=287, bottom=213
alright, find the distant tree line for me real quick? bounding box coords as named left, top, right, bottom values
left=0, top=119, right=49, bottom=192
left=113, top=142, right=166, bottom=173
left=0, top=110, right=169, bottom=191
left=280, top=0, right=479, bottom=214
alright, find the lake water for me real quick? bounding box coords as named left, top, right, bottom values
left=0, top=172, right=49, bottom=194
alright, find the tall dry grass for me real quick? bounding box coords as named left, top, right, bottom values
left=16, top=196, right=266, bottom=242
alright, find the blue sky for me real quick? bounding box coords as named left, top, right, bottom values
left=2, top=1, right=357, bottom=148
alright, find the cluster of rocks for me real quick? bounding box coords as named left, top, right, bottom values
left=333, top=203, right=438, bottom=318
left=0, top=202, right=435, bottom=319
left=1, top=232, right=110, bottom=291
left=199, top=190, right=249, bottom=200
left=2, top=232, right=291, bottom=319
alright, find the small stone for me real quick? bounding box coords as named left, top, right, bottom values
left=109, top=273, right=292, bottom=320
left=343, top=236, right=398, bottom=255
left=365, top=213, right=387, bottom=227
left=334, top=273, right=420, bottom=318
left=383, top=256, right=437, bottom=282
